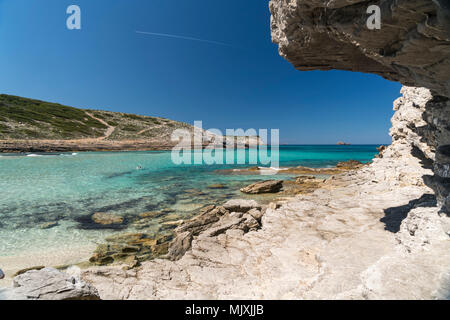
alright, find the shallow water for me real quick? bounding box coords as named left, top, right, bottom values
left=0, top=145, right=379, bottom=271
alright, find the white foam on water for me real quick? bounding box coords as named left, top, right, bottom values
left=258, top=166, right=288, bottom=171
left=60, top=153, right=78, bottom=157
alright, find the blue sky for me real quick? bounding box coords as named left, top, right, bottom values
left=0, top=0, right=402, bottom=144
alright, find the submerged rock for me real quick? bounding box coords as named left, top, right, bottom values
left=14, top=266, right=45, bottom=277
left=130, top=218, right=153, bottom=230
left=2, top=267, right=99, bottom=300
left=139, top=211, right=163, bottom=219
left=183, top=188, right=205, bottom=195
left=161, top=213, right=183, bottom=222
left=40, top=222, right=58, bottom=229
left=161, top=220, right=184, bottom=230
left=89, top=254, right=114, bottom=266
left=208, top=184, right=227, bottom=189
left=91, top=212, right=123, bottom=225
left=89, top=231, right=174, bottom=267
left=240, top=180, right=283, bottom=194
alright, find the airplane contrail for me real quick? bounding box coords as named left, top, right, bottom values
left=135, top=30, right=233, bottom=47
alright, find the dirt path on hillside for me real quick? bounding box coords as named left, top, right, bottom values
left=84, top=112, right=115, bottom=140
left=137, top=128, right=151, bottom=135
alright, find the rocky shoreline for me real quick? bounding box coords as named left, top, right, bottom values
left=0, top=158, right=366, bottom=299
left=1, top=85, right=449, bottom=299
left=77, top=124, right=450, bottom=299
left=0, top=140, right=259, bottom=153
left=0, top=140, right=180, bottom=153
left=2, top=106, right=449, bottom=299
left=70, top=159, right=367, bottom=271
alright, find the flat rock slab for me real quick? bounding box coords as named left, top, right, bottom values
left=223, top=199, right=262, bottom=212
left=1, top=267, right=99, bottom=300
left=240, top=180, right=283, bottom=194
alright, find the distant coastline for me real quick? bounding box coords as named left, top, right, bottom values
left=0, top=94, right=261, bottom=153
left=1, top=142, right=389, bottom=153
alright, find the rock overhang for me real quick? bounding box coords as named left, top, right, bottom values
left=269, top=0, right=450, bottom=98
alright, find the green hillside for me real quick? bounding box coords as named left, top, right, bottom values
left=0, top=94, right=191, bottom=140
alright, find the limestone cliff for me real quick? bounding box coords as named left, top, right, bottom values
left=270, top=0, right=450, bottom=213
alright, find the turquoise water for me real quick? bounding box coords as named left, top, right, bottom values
left=0, top=145, right=379, bottom=263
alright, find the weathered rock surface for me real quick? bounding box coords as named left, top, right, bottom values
left=89, top=232, right=173, bottom=267
left=336, top=160, right=364, bottom=170
left=240, top=180, right=283, bottom=194
left=166, top=203, right=265, bottom=261
left=175, top=205, right=227, bottom=235
left=0, top=267, right=99, bottom=300
left=223, top=199, right=262, bottom=212
left=281, top=177, right=325, bottom=196
left=389, top=87, right=450, bottom=212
